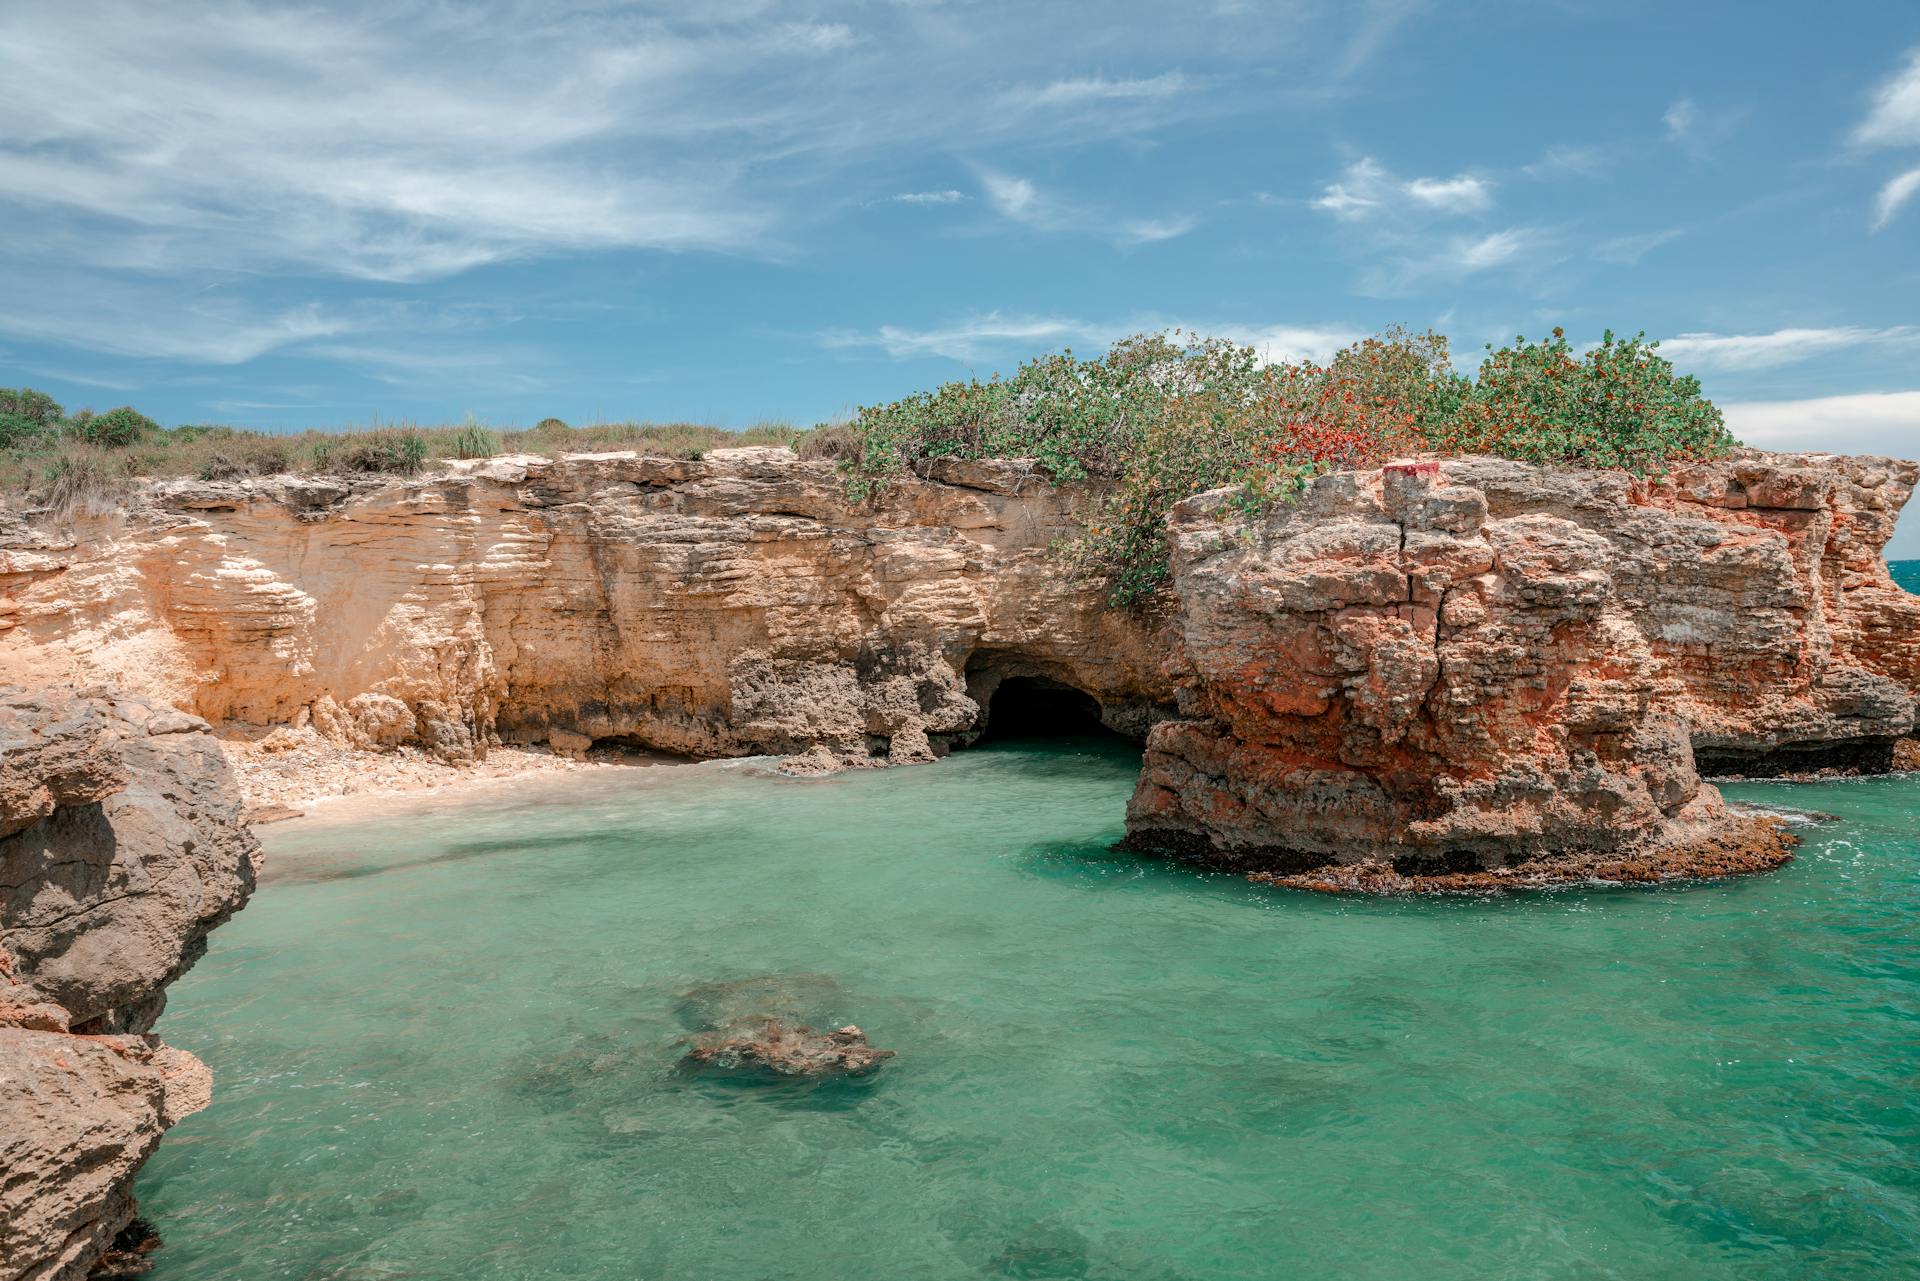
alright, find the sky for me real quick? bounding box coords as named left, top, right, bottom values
left=2, top=0, right=1918, bottom=554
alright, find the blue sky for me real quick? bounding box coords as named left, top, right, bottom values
left=2, top=1, right=1918, bottom=551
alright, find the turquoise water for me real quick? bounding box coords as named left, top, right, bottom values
left=136, top=733, right=1920, bottom=1280
left=1894, top=559, right=1918, bottom=594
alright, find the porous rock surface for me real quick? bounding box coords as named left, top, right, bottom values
left=0, top=449, right=1169, bottom=768
left=1124, top=452, right=1920, bottom=873
left=0, top=689, right=258, bottom=1281
left=0, top=446, right=1914, bottom=876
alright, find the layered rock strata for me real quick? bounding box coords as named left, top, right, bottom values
left=1124, top=452, right=1919, bottom=875
left=0, top=450, right=1170, bottom=768
left=1, top=690, right=258, bottom=1281
left=0, top=446, right=1914, bottom=878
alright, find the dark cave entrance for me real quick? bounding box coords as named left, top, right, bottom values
left=978, top=675, right=1111, bottom=742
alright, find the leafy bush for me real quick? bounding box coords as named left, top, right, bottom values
left=840, top=325, right=1734, bottom=605
left=534, top=417, right=570, bottom=431
left=0, top=388, right=63, bottom=426
left=74, top=406, right=160, bottom=449
left=1440, top=328, right=1732, bottom=472
left=0, top=413, right=46, bottom=450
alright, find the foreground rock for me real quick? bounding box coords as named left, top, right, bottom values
left=682, top=1018, right=895, bottom=1078
left=0, top=689, right=257, bottom=1281
left=1125, top=453, right=1919, bottom=881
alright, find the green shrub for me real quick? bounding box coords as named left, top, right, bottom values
left=0, top=388, right=63, bottom=427
left=335, top=429, right=429, bottom=475
left=0, top=413, right=47, bottom=449
left=1438, top=328, right=1733, bottom=472
left=533, top=417, right=570, bottom=432
left=74, top=406, right=160, bottom=449
left=838, top=325, right=1733, bottom=606
left=451, top=423, right=504, bottom=459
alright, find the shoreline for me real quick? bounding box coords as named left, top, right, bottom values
left=224, top=726, right=690, bottom=822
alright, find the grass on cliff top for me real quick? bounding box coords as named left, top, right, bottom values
left=1, top=325, right=1735, bottom=606
left=0, top=415, right=853, bottom=516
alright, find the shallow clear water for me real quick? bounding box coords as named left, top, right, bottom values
left=140, top=735, right=1920, bottom=1281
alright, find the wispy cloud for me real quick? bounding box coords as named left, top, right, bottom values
left=1593, top=228, right=1684, bottom=265
left=891, top=189, right=967, bottom=205
left=1523, top=144, right=1611, bottom=179
left=1361, top=227, right=1554, bottom=294
left=1663, top=98, right=1698, bottom=142
left=818, top=314, right=1358, bottom=365
left=1312, top=158, right=1493, bottom=220
left=976, top=168, right=1196, bottom=246
left=1006, top=72, right=1188, bottom=109
left=1873, top=167, right=1920, bottom=231
left=1721, top=390, right=1920, bottom=457
left=1663, top=95, right=1743, bottom=157
left=1406, top=175, right=1493, bottom=214
left=1853, top=49, right=1920, bottom=149
left=1658, top=326, right=1920, bottom=372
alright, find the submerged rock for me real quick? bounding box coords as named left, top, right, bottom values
left=683, top=1018, right=895, bottom=1078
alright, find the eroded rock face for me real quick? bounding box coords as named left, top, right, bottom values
left=1125, top=452, right=1919, bottom=872
left=0, top=690, right=258, bottom=1281
left=0, top=451, right=1170, bottom=767
left=0, top=446, right=1912, bottom=873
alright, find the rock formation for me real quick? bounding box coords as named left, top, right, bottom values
left=1124, top=452, right=1919, bottom=877
left=1, top=689, right=258, bottom=1281
left=682, top=1020, right=895, bottom=1078
left=0, top=450, right=1169, bottom=768
left=0, top=445, right=1914, bottom=883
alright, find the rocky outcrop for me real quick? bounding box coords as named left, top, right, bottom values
left=0, top=449, right=1169, bottom=768
left=1, top=690, right=257, bottom=1281
left=0, top=446, right=1913, bottom=881
left=682, top=1020, right=895, bottom=1077
left=1124, top=452, right=1919, bottom=875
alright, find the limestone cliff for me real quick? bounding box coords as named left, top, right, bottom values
left=0, top=446, right=1913, bottom=875
left=1125, top=451, right=1920, bottom=874
left=0, top=690, right=258, bottom=1281
left=0, top=449, right=1170, bottom=767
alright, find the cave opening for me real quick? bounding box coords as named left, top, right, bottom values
left=979, top=675, right=1112, bottom=742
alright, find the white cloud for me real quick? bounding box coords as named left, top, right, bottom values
left=1115, top=216, right=1199, bottom=245
left=1854, top=49, right=1920, bottom=149
left=980, top=170, right=1047, bottom=224
left=818, top=315, right=1358, bottom=365
left=1523, top=144, right=1610, bottom=179
left=976, top=168, right=1195, bottom=246
left=891, top=190, right=966, bottom=205
left=1406, top=175, right=1492, bottom=214
left=1664, top=97, right=1698, bottom=141
left=1721, top=390, right=1920, bottom=458
left=818, top=313, right=1091, bottom=361
left=1872, top=167, right=1920, bottom=231
left=1658, top=326, right=1920, bottom=372
left=1007, top=72, right=1188, bottom=109
left=1312, top=158, right=1391, bottom=218
left=1312, top=158, right=1492, bottom=220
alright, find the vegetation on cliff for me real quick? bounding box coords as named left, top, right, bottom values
left=1, top=325, right=1733, bottom=603
left=0, top=397, right=809, bottom=512
left=841, top=326, right=1735, bottom=603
